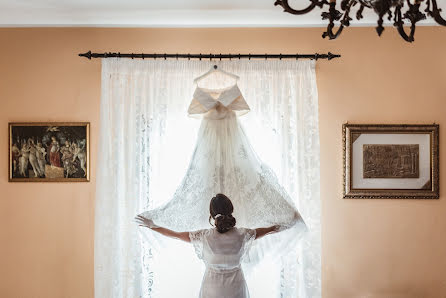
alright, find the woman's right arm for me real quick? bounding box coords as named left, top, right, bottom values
left=135, top=215, right=191, bottom=243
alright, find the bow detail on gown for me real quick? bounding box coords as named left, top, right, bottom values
left=188, top=84, right=250, bottom=119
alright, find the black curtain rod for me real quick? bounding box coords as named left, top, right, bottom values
left=78, top=51, right=340, bottom=61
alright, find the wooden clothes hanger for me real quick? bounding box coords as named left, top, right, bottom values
left=193, top=65, right=240, bottom=84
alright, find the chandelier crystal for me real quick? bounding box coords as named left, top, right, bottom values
left=274, top=0, right=446, bottom=42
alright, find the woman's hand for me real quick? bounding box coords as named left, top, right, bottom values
left=134, top=215, right=158, bottom=229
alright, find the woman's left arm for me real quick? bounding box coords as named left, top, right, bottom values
left=255, top=225, right=280, bottom=240
left=150, top=226, right=191, bottom=242
left=135, top=215, right=191, bottom=243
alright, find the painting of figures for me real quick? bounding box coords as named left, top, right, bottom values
left=9, top=123, right=89, bottom=182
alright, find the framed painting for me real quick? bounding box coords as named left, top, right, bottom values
left=343, top=124, right=439, bottom=199
left=9, top=122, right=90, bottom=182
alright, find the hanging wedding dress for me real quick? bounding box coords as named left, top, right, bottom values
left=138, top=72, right=308, bottom=295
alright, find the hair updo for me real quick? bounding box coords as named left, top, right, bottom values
left=209, top=193, right=236, bottom=233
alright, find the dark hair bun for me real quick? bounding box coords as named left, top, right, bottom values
left=209, top=193, right=237, bottom=233
left=215, top=214, right=236, bottom=233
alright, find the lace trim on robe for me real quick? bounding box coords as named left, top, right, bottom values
left=240, top=228, right=257, bottom=262
left=189, top=229, right=208, bottom=260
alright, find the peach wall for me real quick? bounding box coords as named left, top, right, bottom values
left=0, top=27, right=445, bottom=298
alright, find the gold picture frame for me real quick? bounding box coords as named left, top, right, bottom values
left=9, top=122, right=90, bottom=182
left=343, top=124, right=439, bottom=199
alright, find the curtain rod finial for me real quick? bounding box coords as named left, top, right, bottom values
left=327, top=52, right=341, bottom=60
left=79, top=50, right=92, bottom=60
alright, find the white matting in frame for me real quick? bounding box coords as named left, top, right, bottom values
left=352, top=133, right=430, bottom=189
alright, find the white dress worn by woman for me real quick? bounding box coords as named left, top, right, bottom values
left=189, top=227, right=256, bottom=298
left=139, top=82, right=307, bottom=294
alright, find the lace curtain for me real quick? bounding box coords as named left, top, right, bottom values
left=95, top=59, right=320, bottom=298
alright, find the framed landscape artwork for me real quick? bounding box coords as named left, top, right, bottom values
left=343, top=124, right=439, bottom=199
left=9, top=122, right=90, bottom=182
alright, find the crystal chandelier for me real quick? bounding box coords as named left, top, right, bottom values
left=274, top=0, right=446, bottom=42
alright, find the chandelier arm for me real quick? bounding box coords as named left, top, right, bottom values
left=394, top=5, right=415, bottom=42
left=357, top=0, right=372, bottom=8
left=340, top=0, right=355, bottom=26
left=322, top=1, right=356, bottom=40
left=397, top=24, right=416, bottom=42
left=356, top=3, right=366, bottom=20
left=429, top=0, right=446, bottom=25
left=323, top=23, right=345, bottom=39
left=274, top=0, right=328, bottom=15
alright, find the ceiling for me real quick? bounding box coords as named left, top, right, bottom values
left=0, top=0, right=444, bottom=27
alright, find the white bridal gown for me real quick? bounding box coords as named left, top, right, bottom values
left=139, top=82, right=307, bottom=297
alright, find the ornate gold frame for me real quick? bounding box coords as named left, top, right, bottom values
left=9, top=122, right=90, bottom=182
left=343, top=124, right=439, bottom=199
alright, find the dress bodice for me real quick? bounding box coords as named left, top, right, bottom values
left=188, top=84, right=250, bottom=120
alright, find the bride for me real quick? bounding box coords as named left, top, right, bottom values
left=136, top=193, right=286, bottom=298
left=136, top=66, right=307, bottom=296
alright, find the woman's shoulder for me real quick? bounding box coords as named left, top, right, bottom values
left=232, top=227, right=256, bottom=237
left=192, top=227, right=254, bottom=237
left=190, top=228, right=213, bottom=235
left=189, top=228, right=213, bottom=244
left=234, top=227, right=256, bottom=239
left=234, top=226, right=254, bottom=232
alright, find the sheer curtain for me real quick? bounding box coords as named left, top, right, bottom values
left=95, top=59, right=320, bottom=298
